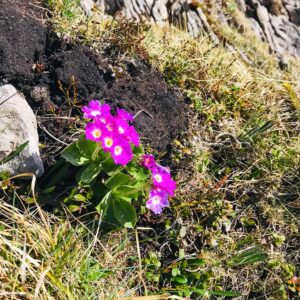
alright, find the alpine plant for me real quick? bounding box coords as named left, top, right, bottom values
left=83, top=100, right=176, bottom=214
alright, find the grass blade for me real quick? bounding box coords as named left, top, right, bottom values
left=0, top=141, right=29, bottom=164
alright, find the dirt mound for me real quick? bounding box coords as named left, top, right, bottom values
left=0, top=0, right=48, bottom=85
left=0, top=0, right=189, bottom=158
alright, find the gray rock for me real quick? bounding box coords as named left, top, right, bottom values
left=30, top=85, right=50, bottom=103
left=82, top=0, right=300, bottom=63
left=95, top=0, right=118, bottom=15
left=92, top=0, right=217, bottom=38
left=236, top=0, right=247, bottom=12
left=249, top=18, right=266, bottom=41
left=0, top=84, right=44, bottom=177
left=80, top=0, right=95, bottom=16
left=246, top=0, right=300, bottom=61
left=284, top=0, right=300, bottom=25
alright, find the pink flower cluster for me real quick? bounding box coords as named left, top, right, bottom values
left=82, top=100, right=176, bottom=215
left=82, top=101, right=139, bottom=166
left=141, top=154, right=176, bottom=214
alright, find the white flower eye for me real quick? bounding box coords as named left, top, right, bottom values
left=152, top=195, right=161, bottom=204
left=114, top=145, right=123, bottom=155
left=91, top=110, right=101, bottom=116
left=92, top=129, right=101, bottom=138
left=154, top=174, right=163, bottom=183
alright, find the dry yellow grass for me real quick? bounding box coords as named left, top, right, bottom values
left=0, top=198, right=141, bottom=299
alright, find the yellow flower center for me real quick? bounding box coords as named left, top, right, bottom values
left=106, top=124, right=113, bottom=131
left=104, top=137, right=113, bottom=148
left=92, top=129, right=102, bottom=138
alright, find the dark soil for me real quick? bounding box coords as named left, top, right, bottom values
left=0, top=0, right=189, bottom=166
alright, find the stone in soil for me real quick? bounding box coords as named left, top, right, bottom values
left=0, top=84, right=44, bottom=177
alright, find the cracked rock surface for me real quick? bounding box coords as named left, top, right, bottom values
left=80, top=0, right=300, bottom=63
left=241, top=0, right=300, bottom=64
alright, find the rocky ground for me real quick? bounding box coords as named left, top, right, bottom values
left=80, top=0, right=300, bottom=66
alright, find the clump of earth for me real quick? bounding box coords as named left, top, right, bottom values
left=0, top=0, right=189, bottom=169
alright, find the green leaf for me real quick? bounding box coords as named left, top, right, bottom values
left=80, top=163, right=102, bottom=184
left=23, top=197, right=35, bottom=204
left=236, top=235, right=254, bottom=250
left=96, top=192, right=120, bottom=229
left=171, top=267, right=180, bottom=277
left=101, top=156, right=119, bottom=174
left=258, top=120, right=274, bottom=134
left=190, top=288, right=209, bottom=296
left=61, top=142, right=90, bottom=166
left=92, top=182, right=109, bottom=199
left=240, top=121, right=274, bottom=141
left=81, top=261, right=113, bottom=281
left=172, top=275, right=188, bottom=284
left=95, top=191, right=112, bottom=214
left=105, top=173, right=132, bottom=190
left=187, top=258, right=206, bottom=266
left=68, top=205, right=81, bottom=213
left=210, top=290, right=242, bottom=297
left=113, top=183, right=143, bottom=201
left=179, top=248, right=185, bottom=259
left=227, top=246, right=268, bottom=267
left=75, top=167, right=86, bottom=184
left=127, top=165, right=150, bottom=181
left=42, top=186, right=56, bottom=194
left=113, top=197, right=137, bottom=228
left=74, top=194, right=87, bottom=202
left=132, top=146, right=143, bottom=155
left=191, top=288, right=242, bottom=297
left=0, top=141, right=29, bottom=164
left=77, top=135, right=99, bottom=160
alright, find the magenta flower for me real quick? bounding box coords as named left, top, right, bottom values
left=83, top=101, right=140, bottom=167
left=101, top=133, right=115, bottom=151
left=104, top=115, right=117, bottom=132
left=115, top=119, right=129, bottom=135
left=82, top=101, right=111, bottom=120
left=111, top=139, right=133, bottom=166
left=82, top=101, right=176, bottom=215
left=126, top=126, right=140, bottom=147
left=152, top=167, right=176, bottom=197
left=85, top=122, right=105, bottom=142
left=146, top=188, right=170, bottom=214
left=116, top=107, right=134, bottom=121
left=141, top=154, right=156, bottom=169
left=156, top=163, right=171, bottom=174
